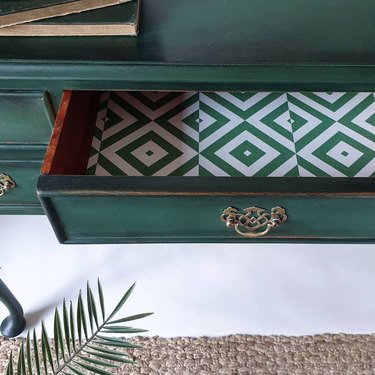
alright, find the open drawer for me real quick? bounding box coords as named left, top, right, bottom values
left=37, top=91, right=375, bottom=244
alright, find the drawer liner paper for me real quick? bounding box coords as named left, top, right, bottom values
left=87, top=92, right=375, bottom=177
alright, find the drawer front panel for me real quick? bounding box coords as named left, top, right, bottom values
left=0, top=91, right=54, bottom=144
left=0, top=161, right=42, bottom=207
left=38, top=183, right=375, bottom=243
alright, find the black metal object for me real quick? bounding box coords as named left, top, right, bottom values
left=0, top=279, right=26, bottom=337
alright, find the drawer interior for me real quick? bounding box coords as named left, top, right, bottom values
left=41, top=91, right=375, bottom=177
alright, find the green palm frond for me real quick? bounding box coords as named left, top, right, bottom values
left=7, top=279, right=153, bottom=375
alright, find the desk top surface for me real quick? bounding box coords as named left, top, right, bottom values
left=0, top=0, right=374, bottom=90
left=0, top=0, right=374, bottom=64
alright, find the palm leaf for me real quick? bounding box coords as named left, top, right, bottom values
left=102, top=325, right=148, bottom=334
left=87, top=282, right=99, bottom=331
left=6, top=279, right=150, bottom=375
left=82, top=350, right=134, bottom=365
left=17, top=342, right=26, bottom=375
left=75, top=361, right=113, bottom=375
left=67, top=366, right=85, bottom=375
left=33, top=329, right=41, bottom=375
left=62, top=300, right=71, bottom=356
left=69, top=301, right=76, bottom=353
left=85, top=344, right=130, bottom=357
left=107, top=283, right=136, bottom=321
left=41, top=323, right=54, bottom=373
left=77, top=355, right=118, bottom=368
left=86, top=283, right=94, bottom=333
left=77, top=291, right=88, bottom=342
left=107, top=312, right=153, bottom=325
left=53, top=309, right=65, bottom=364
left=25, top=332, right=33, bottom=375
left=94, top=336, right=143, bottom=349
left=97, top=279, right=105, bottom=322
left=7, top=352, right=14, bottom=375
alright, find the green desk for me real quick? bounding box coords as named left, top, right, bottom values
left=0, top=0, right=374, bottom=243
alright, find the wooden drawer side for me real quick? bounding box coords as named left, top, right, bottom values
left=41, top=90, right=100, bottom=175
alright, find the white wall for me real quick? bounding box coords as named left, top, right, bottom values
left=1, top=215, right=375, bottom=337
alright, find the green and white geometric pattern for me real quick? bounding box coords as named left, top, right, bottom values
left=87, top=91, right=375, bottom=177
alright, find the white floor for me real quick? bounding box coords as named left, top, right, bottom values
left=1, top=215, right=375, bottom=337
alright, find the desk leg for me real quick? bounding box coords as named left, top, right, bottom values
left=0, top=279, right=26, bottom=337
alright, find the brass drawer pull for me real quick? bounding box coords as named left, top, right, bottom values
left=0, top=174, right=16, bottom=196
left=220, top=206, right=287, bottom=238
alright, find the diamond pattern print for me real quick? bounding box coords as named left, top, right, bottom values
left=288, top=92, right=375, bottom=177
left=87, top=92, right=199, bottom=176
left=87, top=91, right=375, bottom=177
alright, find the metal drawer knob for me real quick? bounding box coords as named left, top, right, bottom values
left=0, top=174, right=16, bottom=196
left=220, top=206, right=287, bottom=238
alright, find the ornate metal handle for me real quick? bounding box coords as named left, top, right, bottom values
left=220, top=206, right=287, bottom=238
left=0, top=173, right=16, bottom=196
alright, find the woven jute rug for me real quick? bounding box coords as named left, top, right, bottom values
left=1, top=334, right=375, bottom=374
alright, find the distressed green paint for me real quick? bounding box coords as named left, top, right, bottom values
left=0, top=146, right=46, bottom=161
left=0, top=0, right=374, bottom=91
left=39, top=195, right=375, bottom=244
left=0, top=0, right=374, bottom=63
left=0, top=91, right=54, bottom=144
left=37, top=176, right=375, bottom=244
left=0, top=0, right=374, bottom=239
left=0, top=90, right=52, bottom=214
left=0, top=161, right=43, bottom=206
